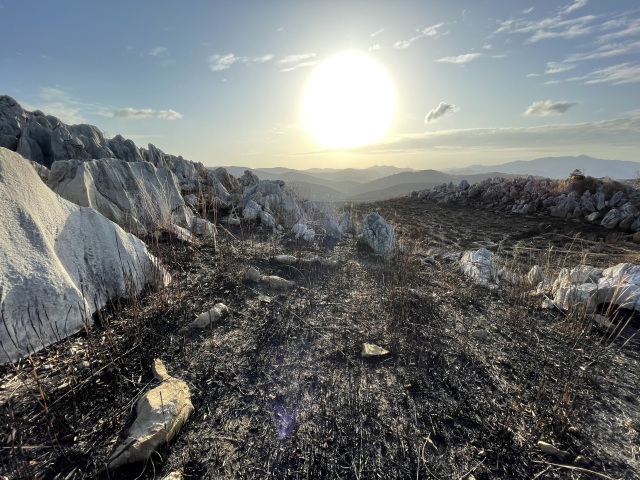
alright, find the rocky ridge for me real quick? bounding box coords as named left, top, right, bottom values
left=416, top=173, right=640, bottom=235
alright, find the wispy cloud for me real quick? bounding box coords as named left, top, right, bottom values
left=560, top=0, right=588, bottom=16
left=524, top=100, right=577, bottom=116
left=482, top=44, right=492, bottom=50
left=393, top=22, right=444, bottom=49
left=425, top=102, right=458, bottom=123
left=278, top=53, right=316, bottom=72
left=544, top=62, right=576, bottom=74
left=598, top=16, right=640, bottom=42
left=23, top=87, right=86, bottom=124
left=570, top=62, right=640, bottom=85
left=370, top=28, right=384, bottom=37
left=113, top=107, right=183, bottom=120
left=494, top=2, right=597, bottom=45
left=368, top=44, right=381, bottom=51
left=565, top=39, right=640, bottom=63
left=355, top=116, right=640, bottom=153
left=435, top=53, right=482, bottom=64
left=278, top=53, right=316, bottom=65
left=208, top=53, right=274, bottom=72
left=149, top=46, right=168, bottom=57
left=209, top=53, right=238, bottom=71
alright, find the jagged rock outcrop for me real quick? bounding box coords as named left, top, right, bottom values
left=549, top=263, right=640, bottom=311
left=0, top=95, right=206, bottom=192
left=362, top=213, right=396, bottom=255
left=49, top=158, right=187, bottom=236
left=0, top=148, right=168, bottom=364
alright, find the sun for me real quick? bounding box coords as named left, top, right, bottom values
left=302, top=51, right=395, bottom=149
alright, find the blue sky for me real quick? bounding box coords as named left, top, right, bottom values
left=1, top=0, right=639, bottom=170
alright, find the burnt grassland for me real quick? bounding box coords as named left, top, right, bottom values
left=1, top=197, right=639, bottom=479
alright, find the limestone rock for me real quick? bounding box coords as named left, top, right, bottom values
left=108, top=359, right=194, bottom=469
left=49, top=158, right=185, bottom=235
left=0, top=148, right=167, bottom=364
left=550, top=263, right=640, bottom=311
left=190, top=303, right=229, bottom=329
left=243, top=200, right=262, bottom=221
left=527, top=265, right=544, bottom=285
left=601, top=209, right=622, bottom=229
left=361, top=343, right=390, bottom=357
left=274, top=255, right=298, bottom=265
left=261, top=275, right=295, bottom=290
left=460, top=248, right=498, bottom=286
left=245, top=266, right=261, bottom=282
left=362, top=213, right=396, bottom=255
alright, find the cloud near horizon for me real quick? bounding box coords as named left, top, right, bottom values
left=524, top=100, right=577, bottom=116
left=352, top=115, right=640, bottom=154
left=425, top=102, right=458, bottom=123
left=113, top=107, right=183, bottom=120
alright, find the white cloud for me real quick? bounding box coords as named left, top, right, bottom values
left=208, top=53, right=273, bottom=72
left=23, top=87, right=86, bottom=124
left=277, top=53, right=316, bottom=72
left=527, top=73, right=541, bottom=77
left=598, top=17, right=640, bottom=43
left=393, top=22, right=444, bottom=49
left=371, top=28, right=384, bottom=37
left=524, top=100, right=577, bottom=116
left=356, top=116, right=640, bottom=153
left=482, top=44, right=492, bottom=50
left=571, top=62, right=640, bottom=85
left=149, top=46, right=168, bottom=57
left=522, top=7, right=535, bottom=14
left=113, top=107, right=183, bottom=120
left=278, top=53, right=316, bottom=65
left=494, top=8, right=597, bottom=44
left=368, top=44, right=381, bottom=51
left=277, top=26, right=284, bottom=32
left=435, top=53, right=482, bottom=64
left=209, top=53, right=239, bottom=71
left=425, top=102, right=458, bottom=123
left=545, top=62, right=576, bottom=74
left=565, top=39, right=640, bottom=63
left=560, top=0, right=588, bottom=16
left=280, top=61, right=316, bottom=73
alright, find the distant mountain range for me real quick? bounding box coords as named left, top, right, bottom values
left=444, top=155, right=640, bottom=180
left=221, top=155, right=639, bottom=203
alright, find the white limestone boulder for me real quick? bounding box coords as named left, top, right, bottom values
left=362, top=213, right=396, bottom=255
left=108, top=359, right=194, bottom=469
left=0, top=148, right=168, bottom=364
left=460, top=248, right=499, bottom=286
left=49, top=158, right=185, bottom=235
left=550, top=264, right=640, bottom=311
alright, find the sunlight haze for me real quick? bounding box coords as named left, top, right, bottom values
left=1, top=0, right=639, bottom=169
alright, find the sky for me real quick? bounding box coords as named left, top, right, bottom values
left=1, top=0, right=639, bottom=170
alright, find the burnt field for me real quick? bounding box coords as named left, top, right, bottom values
left=2, top=197, right=639, bottom=479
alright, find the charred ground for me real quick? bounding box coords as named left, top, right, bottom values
left=1, top=197, right=639, bottom=479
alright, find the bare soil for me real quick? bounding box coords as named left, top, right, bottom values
left=1, top=197, right=639, bottom=479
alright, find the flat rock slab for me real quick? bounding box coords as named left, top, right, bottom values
left=108, top=359, right=194, bottom=469
left=361, top=343, right=390, bottom=357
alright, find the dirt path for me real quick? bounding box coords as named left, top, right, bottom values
left=2, top=199, right=639, bottom=479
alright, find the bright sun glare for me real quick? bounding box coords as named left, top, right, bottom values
left=303, top=51, right=395, bottom=149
